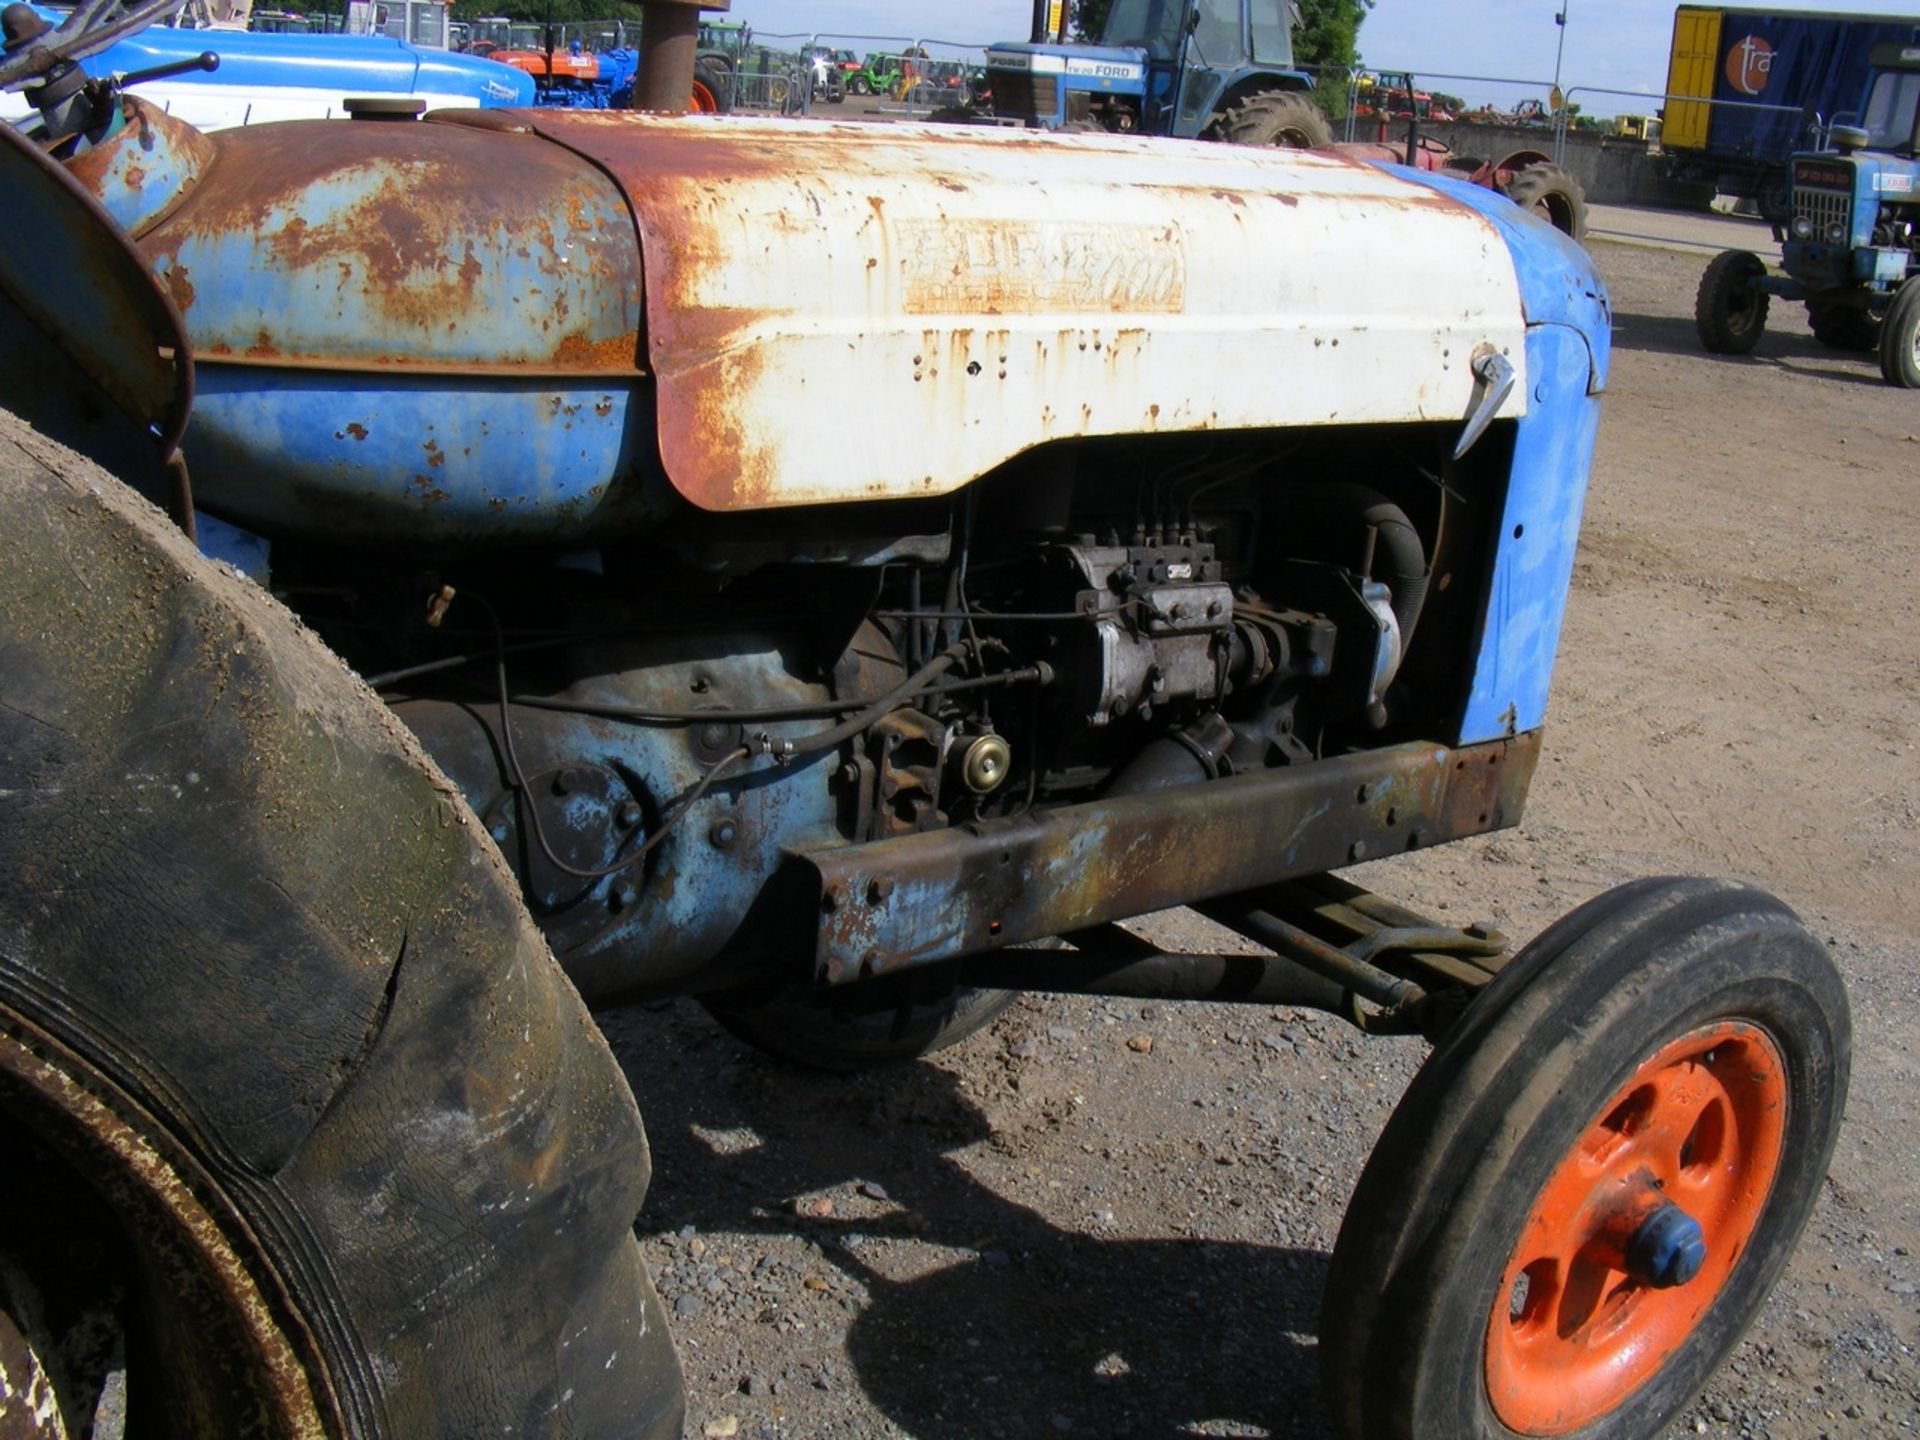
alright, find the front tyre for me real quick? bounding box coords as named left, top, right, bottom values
left=1321, top=878, right=1849, bottom=1440
left=1216, top=90, right=1333, bottom=149
left=1877, top=278, right=1920, bottom=388
left=1695, top=250, right=1770, bottom=355
left=0, top=414, right=683, bottom=1439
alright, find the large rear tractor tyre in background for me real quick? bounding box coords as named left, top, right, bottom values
left=1807, top=296, right=1880, bottom=352
left=1877, top=279, right=1920, bottom=388
left=0, top=413, right=683, bottom=1439
left=1320, top=877, right=1849, bottom=1440
left=695, top=57, right=732, bottom=114
left=1217, top=90, right=1333, bottom=149
left=1695, top=250, right=1771, bottom=355
left=705, top=970, right=1017, bottom=1072
left=1503, top=161, right=1589, bottom=240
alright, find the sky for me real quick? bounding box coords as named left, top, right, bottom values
left=731, top=0, right=1920, bottom=116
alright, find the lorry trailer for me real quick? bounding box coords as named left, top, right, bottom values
left=1664, top=4, right=1920, bottom=217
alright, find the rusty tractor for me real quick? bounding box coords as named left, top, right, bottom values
left=0, top=0, right=1846, bottom=1437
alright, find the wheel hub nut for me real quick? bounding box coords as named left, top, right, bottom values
left=1625, top=1200, right=1707, bottom=1289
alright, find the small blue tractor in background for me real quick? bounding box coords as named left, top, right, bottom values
left=987, top=0, right=1331, bottom=146
left=1696, top=40, right=1920, bottom=386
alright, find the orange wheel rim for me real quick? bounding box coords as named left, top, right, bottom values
left=1485, top=1021, right=1788, bottom=1434
left=689, top=80, right=718, bottom=114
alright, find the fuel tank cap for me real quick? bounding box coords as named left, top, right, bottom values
left=343, top=96, right=428, bottom=121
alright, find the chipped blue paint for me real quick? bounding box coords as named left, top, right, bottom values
left=1384, top=167, right=1612, bottom=745
left=187, top=368, right=660, bottom=545
left=194, top=510, right=270, bottom=583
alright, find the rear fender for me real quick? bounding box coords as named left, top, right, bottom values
left=0, top=113, right=191, bottom=500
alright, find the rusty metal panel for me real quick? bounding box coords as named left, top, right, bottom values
left=130, top=116, right=653, bottom=542
left=141, top=118, right=644, bottom=370
left=803, top=731, right=1540, bottom=982
left=524, top=113, right=1531, bottom=512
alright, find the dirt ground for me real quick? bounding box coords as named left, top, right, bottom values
left=599, top=236, right=1920, bottom=1440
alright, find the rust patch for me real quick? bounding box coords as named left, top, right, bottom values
left=552, top=329, right=642, bottom=369
left=343, top=423, right=368, bottom=441
left=161, top=263, right=195, bottom=312
left=137, top=120, right=645, bottom=367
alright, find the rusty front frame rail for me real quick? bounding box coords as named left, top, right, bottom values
left=801, top=731, right=1539, bottom=984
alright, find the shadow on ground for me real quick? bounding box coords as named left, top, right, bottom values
left=604, top=1000, right=1339, bottom=1439
left=1611, top=307, right=1888, bottom=387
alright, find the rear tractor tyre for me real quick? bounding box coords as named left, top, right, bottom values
left=1217, top=90, right=1333, bottom=149
left=0, top=413, right=683, bottom=1439
left=705, top=970, right=1017, bottom=1072
left=1320, top=877, right=1849, bottom=1440
left=1695, top=249, right=1771, bottom=355
left=1807, top=296, right=1880, bottom=352
left=695, top=57, right=732, bottom=113
left=1878, top=279, right=1920, bottom=388
left=1504, top=161, right=1588, bottom=240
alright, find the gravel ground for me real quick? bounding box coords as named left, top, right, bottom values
left=598, top=234, right=1920, bottom=1439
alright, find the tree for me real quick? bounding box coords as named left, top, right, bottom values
left=1294, top=0, right=1373, bottom=79
left=1071, top=0, right=1113, bottom=40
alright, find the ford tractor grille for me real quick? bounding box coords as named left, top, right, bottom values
left=1794, top=184, right=1851, bottom=240
left=992, top=70, right=1056, bottom=121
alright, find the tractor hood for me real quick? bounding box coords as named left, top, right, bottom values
left=983, top=41, right=1152, bottom=83
left=522, top=112, right=1533, bottom=511
left=70, top=105, right=1565, bottom=541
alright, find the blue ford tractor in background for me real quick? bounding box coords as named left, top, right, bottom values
left=987, top=0, right=1332, bottom=146
left=1696, top=40, right=1920, bottom=386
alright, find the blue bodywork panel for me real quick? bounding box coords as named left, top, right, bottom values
left=188, top=368, right=659, bottom=545
left=60, top=18, right=533, bottom=107
left=1383, top=168, right=1612, bottom=746
left=1780, top=149, right=1920, bottom=292
left=984, top=38, right=1310, bottom=136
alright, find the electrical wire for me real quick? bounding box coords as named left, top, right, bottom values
left=464, top=591, right=749, bottom=883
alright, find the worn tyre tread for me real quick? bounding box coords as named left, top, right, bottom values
left=1321, top=878, right=1850, bottom=1440
left=1877, top=279, right=1920, bottom=387
left=1217, top=90, right=1333, bottom=149
left=0, top=411, right=682, bottom=1439
left=1504, top=161, right=1588, bottom=240
left=1696, top=250, right=1770, bottom=355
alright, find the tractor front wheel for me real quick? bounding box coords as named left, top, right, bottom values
left=1504, top=161, right=1588, bottom=240
left=1878, top=279, right=1920, bottom=387
left=1321, top=877, right=1848, bottom=1440
left=1695, top=250, right=1770, bottom=354
left=1216, top=90, right=1332, bottom=149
